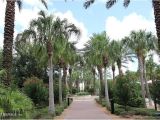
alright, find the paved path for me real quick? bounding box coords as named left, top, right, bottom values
left=57, top=95, right=111, bottom=120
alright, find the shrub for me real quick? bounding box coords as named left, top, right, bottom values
left=70, top=87, right=78, bottom=94
left=55, top=105, right=64, bottom=116
left=114, top=74, right=143, bottom=109
left=76, top=92, right=90, bottom=96
left=150, top=80, right=160, bottom=108
left=23, top=77, right=48, bottom=106
left=108, top=80, right=114, bottom=99
left=0, top=84, right=33, bottom=118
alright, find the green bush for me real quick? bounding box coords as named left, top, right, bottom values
left=0, top=84, right=33, bottom=118
left=70, top=87, right=78, bottom=94
left=150, top=80, right=160, bottom=105
left=86, top=87, right=94, bottom=95
left=76, top=92, right=90, bottom=96
left=55, top=105, right=64, bottom=116
left=23, top=77, right=48, bottom=106
left=114, top=75, right=143, bottom=108
left=108, top=80, right=114, bottom=99
left=113, top=103, right=158, bottom=117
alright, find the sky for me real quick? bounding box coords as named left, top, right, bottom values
left=0, top=0, right=158, bottom=74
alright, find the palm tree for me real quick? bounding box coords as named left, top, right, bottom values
left=124, top=30, right=156, bottom=107
left=52, top=18, right=80, bottom=105
left=18, top=11, right=57, bottom=114
left=84, top=31, right=110, bottom=107
left=84, top=0, right=160, bottom=52
left=2, top=0, right=47, bottom=86
left=54, top=40, right=79, bottom=105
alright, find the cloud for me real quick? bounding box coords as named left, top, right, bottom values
left=105, top=12, right=156, bottom=72
left=105, top=12, right=156, bottom=40
left=54, top=11, right=89, bottom=49
left=0, top=1, right=88, bottom=49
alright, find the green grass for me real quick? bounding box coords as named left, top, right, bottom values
left=95, top=98, right=160, bottom=118
left=30, top=101, right=70, bottom=119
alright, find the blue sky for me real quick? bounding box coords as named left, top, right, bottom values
left=49, top=0, right=153, bottom=34
left=0, top=0, right=157, bottom=73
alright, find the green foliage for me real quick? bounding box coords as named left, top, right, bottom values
left=12, top=52, right=48, bottom=88
left=70, top=87, right=78, bottom=94
left=114, top=76, right=132, bottom=109
left=23, top=77, right=48, bottom=106
left=114, top=103, right=159, bottom=117
left=96, top=98, right=159, bottom=117
left=108, top=80, right=114, bottom=99
left=114, top=73, right=143, bottom=108
left=54, top=80, right=68, bottom=104
left=86, top=87, right=94, bottom=95
left=150, top=80, right=160, bottom=104
left=76, top=92, right=90, bottom=96
left=30, top=101, right=69, bottom=119
left=55, top=105, right=64, bottom=116
left=0, top=49, right=2, bottom=69
left=0, top=84, right=33, bottom=118
left=29, top=107, right=53, bottom=119
left=0, top=69, right=7, bottom=83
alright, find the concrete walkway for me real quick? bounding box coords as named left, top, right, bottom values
left=56, top=95, right=111, bottom=120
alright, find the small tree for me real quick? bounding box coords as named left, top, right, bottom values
left=150, top=80, right=160, bottom=111
left=114, top=72, right=144, bottom=110
left=114, top=76, right=131, bottom=110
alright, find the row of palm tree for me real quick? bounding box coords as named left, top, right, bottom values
left=15, top=11, right=80, bottom=114
left=84, top=30, right=157, bottom=108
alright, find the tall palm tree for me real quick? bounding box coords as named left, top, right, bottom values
left=52, top=18, right=80, bottom=105
left=150, top=0, right=160, bottom=51
left=2, top=0, right=47, bottom=86
left=84, top=0, right=160, bottom=52
left=84, top=53, right=97, bottom=94
left=19, top=11, right=57, bottom=114
left=84, top=31, right=110, bottom=107
left=54, top=39, right=79, bottom=105
left=124, top=30, right=156, bottom=107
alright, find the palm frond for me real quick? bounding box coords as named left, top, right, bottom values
left=40, top=0, right=48, bottom=9
left=16, top=0, right=22, bottom=11
left=84, top=0, right=95, bottom=9
left=123, top=0, right=130, bottom=7
left=106, top=0, right=117, bottom=9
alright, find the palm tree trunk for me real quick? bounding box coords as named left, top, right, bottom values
left=97, top=66, right=104, bottom=102
left=59, top=67, right=63, bottom=105
left=104, top=67, right=110, bottom=108
left=47, top=41, right=55, bottom=114
left=62, top=66, right=69, bottom=100
left=118, top=65, right=123, bottom=76
left=143, top=58, right=152, bottom=106
left=69, top=67, right=72, bottom=92
left=48, top=55, right=55, bottom=114
left=63, top=66, right=68, bottom=89
left=92, top=67, right=96, bottom=95
left=152, top=0, right=160, bottom=50
left=93, top=73, right=96, bottom=95
left=117, top=59, right=123, bottom=76
left=112, top=64, right=115, bottom=81
left=3, top=1, right=15, bottom=86
left=138, top=56, right=147, bottom=108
